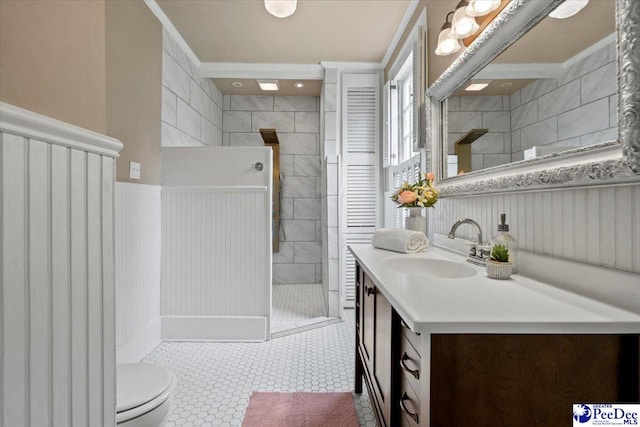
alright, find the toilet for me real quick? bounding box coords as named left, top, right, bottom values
left=116, top=363, right=176, bottom=427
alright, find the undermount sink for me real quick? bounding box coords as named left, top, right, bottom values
left=384, top=257, right=477, bottom=279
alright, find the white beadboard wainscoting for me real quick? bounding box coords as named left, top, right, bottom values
left=432, top=184, right=640, bottom=313
left=161, top=147, right=272, bottom=340
left=115, top=182, right=162, bottom=364
left=0, top=103, right=122, bottom=427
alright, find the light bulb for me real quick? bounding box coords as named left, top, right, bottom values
left=435, top=28, right=461, bottom=56
left=451, top=6, right=479, bottom=39
left=548, top=0, right=589, bottom=19
left=466, top=0, right=500, bottom=17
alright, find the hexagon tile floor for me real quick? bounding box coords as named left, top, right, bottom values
left=143, top=309, right=377, bottom=427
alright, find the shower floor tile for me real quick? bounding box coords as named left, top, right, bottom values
left=144, top=309, right=377, bottom=427
left=271, top=283, right=329, bottom=334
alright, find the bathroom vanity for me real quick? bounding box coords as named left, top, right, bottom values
left=350, top=244, right=640, bottom=427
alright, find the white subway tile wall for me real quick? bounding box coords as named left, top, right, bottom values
left=448, top=40, right=617, bottom=167
left=222, top=95, right=321, bottom=284
left=161, top=29, right=223, bottom=147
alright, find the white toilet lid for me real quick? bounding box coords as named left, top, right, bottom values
left=117, top=363, right=173, bottom=413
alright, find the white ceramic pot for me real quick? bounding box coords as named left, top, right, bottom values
left=404, top=207, right=427, bottom=235
left=485, top=260, right=512, bottom=280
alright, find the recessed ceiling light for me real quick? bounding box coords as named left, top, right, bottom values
left=500, top=82, right=512, bottom=88
left=294, top=82, right=305, bottom=88
left=231, top=81, right=243, bottom=87
left=465, top=81, right=491, bottom=91
left=257, top=79, right=279, bottom=91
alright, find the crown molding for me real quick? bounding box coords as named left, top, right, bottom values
left=562, top=32, right=616, bottom=69
left=320, top=61, right=384, bottom=71
left=144, top=0, right=201, bottom=67
left=199, top=63, right=324, bottom=80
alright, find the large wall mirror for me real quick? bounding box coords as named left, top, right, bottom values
left=427, top=0, right=640, bottom=195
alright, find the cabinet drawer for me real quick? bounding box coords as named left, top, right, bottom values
left=400, top=317, right=421, bottom=357
left=400, top=331, right=421, bottom=396
left=399, top=371, right=421, bottom=426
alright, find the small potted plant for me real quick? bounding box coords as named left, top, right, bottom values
left=485, top=244, right=512, bottom=280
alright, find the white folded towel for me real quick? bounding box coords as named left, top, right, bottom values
left=371, top=228, right=429, bottom=253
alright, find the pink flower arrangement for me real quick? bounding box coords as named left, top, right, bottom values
left=391, top=172, right=439, bottom=208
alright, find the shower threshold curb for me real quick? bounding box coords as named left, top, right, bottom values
left=270, top=317, right=342, bottom=339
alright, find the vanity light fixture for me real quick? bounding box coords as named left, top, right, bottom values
left=465, top=81, right=491, bottom=91
left=466, top=0, right=501, bottom=17
left=257, top=79, right=280, bottom=91
left=435, top=11, right=462, bottom=56
left=451, top=1, right=480, bottom=39
left=548, top=0, right=589, bottom=19
left=264, top=0, right=297, bottom=18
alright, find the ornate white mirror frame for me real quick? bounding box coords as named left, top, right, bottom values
left=426, top=0, right=639, bottom=196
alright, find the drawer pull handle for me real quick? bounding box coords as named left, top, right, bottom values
left=400, top=392, right=419, bottom=423
left=365, top=286, right=376, bottom=296
left=400, top=319, right=421, bottom=335
left=400, top=352, right=420, bottom=379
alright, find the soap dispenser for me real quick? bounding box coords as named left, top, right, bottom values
left=493, top=213, right=518, bottom=274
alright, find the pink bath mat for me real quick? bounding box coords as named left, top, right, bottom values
left=242, top=391, right=359, bottom=427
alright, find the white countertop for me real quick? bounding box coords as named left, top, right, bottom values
left=349, top=244, right=640, bottom=334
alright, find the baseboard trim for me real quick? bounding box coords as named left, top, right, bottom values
left=116, top=317, right=162, bottom=364
left=161, top=315, right=268, bottom=341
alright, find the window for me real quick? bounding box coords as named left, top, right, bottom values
left=392, top=52, right=415, bottom=165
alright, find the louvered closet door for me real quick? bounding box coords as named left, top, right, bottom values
left=341, top=73, right=380, bottom=308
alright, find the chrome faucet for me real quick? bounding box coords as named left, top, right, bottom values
left=448, top=218, right=488, bottom=265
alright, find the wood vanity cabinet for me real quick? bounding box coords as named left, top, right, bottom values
left=355, top=262, right=395, bottom=426
left=354, top=261, right=640, bottom=427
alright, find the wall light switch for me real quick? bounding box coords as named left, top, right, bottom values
left=129, top=161, right=141, bottom=180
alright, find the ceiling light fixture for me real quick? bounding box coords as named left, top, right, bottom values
left=264, top=0, right=297, bottom=18
left=435, top=11, right=462, bottom=56
left=450, top=1, right=480, bottom=39
left=257, top=79, right=280, bottom=91
left=548, top=0, right=589, bottom=19
left=500, top=82, right=512, bottom=88
left=465, top=81, right=491, bottom=91
left=294, top=82, right=305, bottom=88
left=466, top=0, right=500, bottom=17
left=231, top=81, right=243, bottom=87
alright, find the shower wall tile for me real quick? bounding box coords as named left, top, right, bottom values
left=275, top=96, right=318, bottom=112
left=177, top=99, right=201, bottom=139
left=280, top=155, right=295, bottom=176
left=281, top=197, right=294, bottom=220
left=460, top=95, right=504, bottom=111
left=581, top=61, right=617, bottom=105
left=537, top=80, right=581, bottom=121
left=295, top=112, right=320, bottom=133
left=252, top=111, right=295, bottom=133
left=223, top=111, right=251, bottom=132
left=273, top=241, right=294, bottom=264
left=162, top=86, right=177, bottom=126
left=273, top=264, right=317, bottom=284
left=162, top=29, right=222, bottom=148
left=229, top=133, right=263, bottom=146
left=230, top=95, right=273, bottom=111
left=222, top=95, right=321, bottom=283
left=294, top=154, right=321, bottom=176
left=294, top=198, right=321, bottom=219
left=279, top=133, right=318, bottom=154
left=282, top=220, right=317, bottom=242
left=294, top=242, right=322, bottom=263
left=282, top=176, right=316, bottom=197
left=482, top=111, right=511, bottom=132
left=557, top=98, right=609, bottom=140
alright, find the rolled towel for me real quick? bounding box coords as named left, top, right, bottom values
left=371, top=228, right=429, bottom=253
